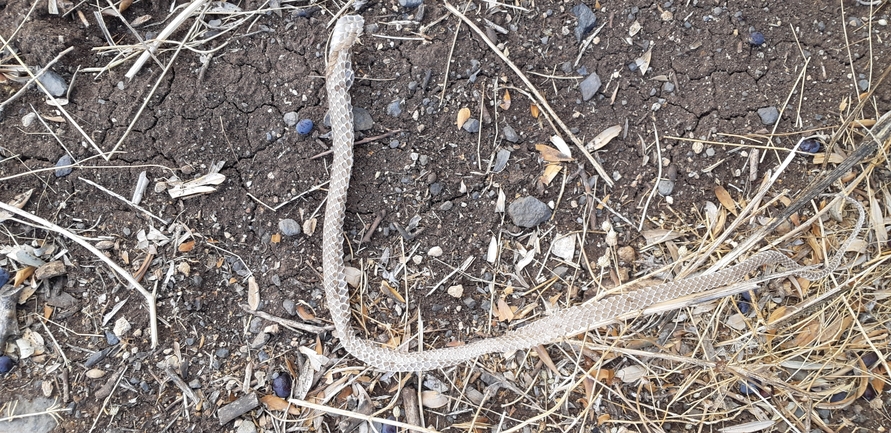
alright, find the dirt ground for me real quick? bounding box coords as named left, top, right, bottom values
left=1, top=0, right=890, bottom=432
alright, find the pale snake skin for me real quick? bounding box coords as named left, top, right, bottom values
left=323, top=15, right=865, bottom=372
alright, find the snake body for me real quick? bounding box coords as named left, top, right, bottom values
left=323, top=15, right=865, bottom=372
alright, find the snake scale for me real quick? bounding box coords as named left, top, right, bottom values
left=323, top=15, right=866, bottom=372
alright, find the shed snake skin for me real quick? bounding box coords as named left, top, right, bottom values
left=323, top=15, right=866, bottom=372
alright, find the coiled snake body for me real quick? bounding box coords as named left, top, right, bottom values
left=323, top=15, right=865, bottom=372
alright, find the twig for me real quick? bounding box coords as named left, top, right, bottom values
left=239, top=304, right=333, bottom=334
left=286, top=397, right=440, bottom=433
left=638, top=126, right=662, bottom=232
left=0, top=202, right=159, bottom=348
left=125, top=0, right=208, bottom=79
left=0, top=47, right=74, bottom=113
left=443, top=1, right=613, bottom=187
left=88, top=365, right=129, bottom=433
left=78, top=177, right=168, bottom=224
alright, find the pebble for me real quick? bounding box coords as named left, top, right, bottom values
left=747, top=31, right=765, bottom=46
left=439, top=201, right=453, bottom=211
left=389, top=139, right=400, bottom=149
left=502, top=124, right=520, bottom=143
left=21, top=112, right=36, bottom=127
left=0, top=355, right=14, bottom=374
left=507, top=196, right=551, bottom=228
left=54, top=154, right=74, bottom=177
left=858, top=79, right=870, bottom=91
left=272, top=372, right=292, bottom=398
left=113, top=317, right=131, bottom=337
left=657, top=179, right=675, bottom=196
left=353, top=107, right=374, bottom=131
left=398, top=0, right=422, bottom=7
left=462, top=118, right=480, bottom=133
left=282, top=112, right=298, bottom=126
left=757, top=106, right=779, bottom=125
left=427, top=246, right=443, bottom=257
left=279, top=219, right=302, bottom=236
left=561, top=61, right=573, bottom=74
left=800, top=138, right=821, bottom=153
left=236, top=421, right=258, bottom=433
left=447, top=285, right=464, bottom=298
left=38, top=70, right=67, bottom=97
left=429, top=182, right=443, bottom=196
left=386, top=100, right=403, bottom=117
left=705, top=147, right=716, bottom=157
left=579, top=72, right=602, bottom=101
left=105, top=331, right=120, bottom=346
left=571, top=3, right=597, bottom=42
left=215, top=348, right=230, bottom=358
left=662, top=82, right=675, bottom=93
left=493, top=149, right=511, bottom=172
left=282, top=299, right=296, bottom=315
left=295, top=118, right=313, bottom=135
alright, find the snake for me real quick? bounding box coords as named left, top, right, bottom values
left=322, top=15, right=866, bottom=372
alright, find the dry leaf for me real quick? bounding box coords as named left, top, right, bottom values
left=714, top=185, right=737, bottom=216
left=0, top=189, right=33, bottom=222
left=549, top=135, right=573, bottom=157
left=811, top=153, right=845, bottom=164
left=539, top=164, right=562, bottom=185
left=296, top=304, right=315, bottom=320
left=589, top=125, right=622, bottom=150
left=13, top=266, right=35, bottom=287
left=535, top=144, right=573, bottom=162
left=178, top=240, right=195, bottom=252
left=495, top=297, right=515, bottom=322
left=380, top=280, right=406, bottom=304
left=260, top=395, right=301, bottom=415
left=247, top=276, right=260, bottom=310
left=456, top=107, right=471, bottom=129
left=635, top=47, right=652, bottom=75
left=500, top=89, right=511, bottom=110
left=421, top=390, right=449, bottom=408
left=767, top=306, right=787, bottom=325
left=615, top=365, right=647, bottom=383
left=530, top=104, right=540, bottom=118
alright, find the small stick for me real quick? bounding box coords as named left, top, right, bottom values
left=79, top=177, right=168, bottom=224
left=286, top=397, right=440, bottom=433
left=443, top=1, right=613, bottom=186
left=309, top=129, right=403, bottom=160
left=359, top=209, right=386, bottom=244
left=125, top=0, right=208, bottom=79
left=239, top=304, right=333, bottom=334
left=0, top=202, right=158, bottom=348
left=0, top=46, right=74, bottom=113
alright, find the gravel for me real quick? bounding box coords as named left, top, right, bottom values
left=508, top=196, right=551, bottom=228
left=278, top=219, right=301, bottom=236
left=386, top=99, right=403, bottom=117
left=54, top=154, right=73, bottom=177
left=571, top=3, right=597, bottom=43
left=38, top=70, right=67, bottom=97
left=580, top=72, right=602, bottom=101
left=462, top=118, right=480, bottom=133
left=502, top=124, right=520, bottom=143
left=282, top=111, right=298, bottom=126
left=493, top=148, right=511, bottom=172
left=757, top=106, right=779, bottom=125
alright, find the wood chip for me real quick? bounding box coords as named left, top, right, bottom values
left=222, top=393, right=261, bottom=424
left=456, top=107, right=470, bottom=129
left=34, top=261, right=66, bottom=280
left=500, top=89, right=511, bottom=110
left=247, top=276, right=260, bottom=310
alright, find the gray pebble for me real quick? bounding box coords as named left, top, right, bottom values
left=270, top=274, right=281, bottom=286
left=282, top=299, right=296, bottom=315
left=215, top=348, right=230, bottom=358
left=105, top=331, right=119, bottom=346
left=439, top=201, right=453, bottom=211
left=463, top=297, right=477, bottom=308
left=712, top=6, right=722, bottom=15
left=859, top=79, right=870, bottom=91
left=462, top=118, right=480, bottom=133
left=705, top=147, right=716, bottom=157
left=502, top=124, right=520, bottom=143
left=571, top=3, right=597, bottom=43
left=657, top=179, right=675, bottom=196
left=757, top=106, right=779, bottom=125
left=398, top=0, right=422, bottom=7
left=580, top=72, right=601, bottom=101
left=282, top=111, right=298, bottom=126
left=386, top=100, right=403, bottom=117
left=418, top=155, right=429, bottom=166
left=429, top=182, right=443, bottom=196
left=249, top=317, right=264, bottom=333
left=189, top=379, right=202, bottom=389
left=55, top=154, right=74, bottom=177
left=278, top=219, right=301, bottom=236
left=389, top=139, right=400, bottom=149
left=561, top=61, right=573, bottom=74
left=250, top=332, right=269, bottom=349
left=493, top=148, right=511, bottom=173
left=508, top=196, right=551, bottom=228
left=38, top=70, right=67, bottom=97
left=662, top=82, right=675, bottom=93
